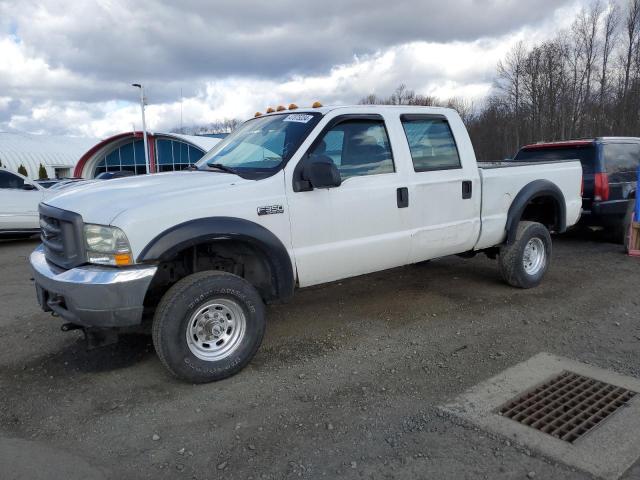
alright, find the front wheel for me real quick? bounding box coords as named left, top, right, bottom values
left=152, top=271, right=266, bottom=383
left=499, top=221, right=552, bottom=288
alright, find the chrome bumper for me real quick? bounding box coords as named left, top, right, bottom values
left=30, top=245, right=157, bottom=328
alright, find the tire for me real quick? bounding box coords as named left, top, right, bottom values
left=152, top=271, right=266, bottom=383
left=622, top=200, right=634, bottom=253
left=499, top=221, right=552, bottom=289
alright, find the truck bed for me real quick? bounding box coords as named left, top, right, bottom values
left=474, top=160, right=583, bottom=250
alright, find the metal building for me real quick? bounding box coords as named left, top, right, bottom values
left=0, top=131, right=98, bottom=179
left=73, top=131, right=221, bottom=178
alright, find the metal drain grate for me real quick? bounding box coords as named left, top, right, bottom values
left=498, top=371, right=636, bottom=443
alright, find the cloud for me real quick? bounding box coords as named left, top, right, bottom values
left=3, top=0, right=578, bottom=81
left=0, top=0, right=589, bottom=136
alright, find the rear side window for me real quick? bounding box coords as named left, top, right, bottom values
left=0, top=171, right=25, bottom=189
left=400, top=116, right=461, bottom=172
left=513, top=145, right=597, bottom=174
left=603, top=143, right=640, bottom=173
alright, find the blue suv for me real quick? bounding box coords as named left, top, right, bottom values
left=514, top=138, right=638, bottom=249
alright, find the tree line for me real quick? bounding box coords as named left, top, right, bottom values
left=361, top=0, right=640, bottom=160
left=170, top=118, right=241, bottom=136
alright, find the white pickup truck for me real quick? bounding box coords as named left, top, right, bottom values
left=30, top=105, right=582, bottom=383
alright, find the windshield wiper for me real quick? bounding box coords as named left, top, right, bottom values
left=206, top=163, right=240, bottom=175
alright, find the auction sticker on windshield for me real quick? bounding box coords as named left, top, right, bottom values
left=283, top=114, right=314, bottom=123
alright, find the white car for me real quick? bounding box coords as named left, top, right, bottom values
left=30, top=105, right=582, bottom=383
left=0, top=169, right=47, bottom=238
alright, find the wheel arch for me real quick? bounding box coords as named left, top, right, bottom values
left=138, top=217, right=295, bottom=303
left=505, top=180, right=566, bottom=245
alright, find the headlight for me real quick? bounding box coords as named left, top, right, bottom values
left=83, top=224, right=133, bottom=266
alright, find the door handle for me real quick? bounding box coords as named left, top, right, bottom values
left=462, top=181, right=472, bottom=199
left=397, top=187, right=409, bottom=208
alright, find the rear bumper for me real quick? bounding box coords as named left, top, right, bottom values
left=30, top=246, right=157, bottom=328
left=582, top=199, right=632, bottom=224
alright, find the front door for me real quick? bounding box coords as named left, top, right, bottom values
left=286, top=115, right=411, bottom=287
left=0, top=171, right=43, bottom=231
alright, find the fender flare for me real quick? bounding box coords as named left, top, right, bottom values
left=505, top=180, right=567, bottom=245
left=137, top=217, right=295, bottom=302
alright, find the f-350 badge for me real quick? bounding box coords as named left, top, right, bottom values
left=257, top=205, right=284, bottom=216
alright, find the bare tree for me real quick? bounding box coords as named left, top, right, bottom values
left=622, top=0, right=640, bottom=98
left=497, top=41, right=527, bottom=149
left=600, top=1, right=620, bottom=119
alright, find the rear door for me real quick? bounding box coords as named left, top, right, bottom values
left=0, top=171, right=43, bottom=231
left=399, top=115, right=481, bottom=261
left=286, top=114, right=412, bottom=286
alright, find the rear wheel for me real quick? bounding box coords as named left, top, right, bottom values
left=152, top=271, right=265, bottom=383
left=499, top=221, right=551, bottom=288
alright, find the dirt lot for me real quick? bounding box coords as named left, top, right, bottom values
left=1, top=232, right=639, bottom=480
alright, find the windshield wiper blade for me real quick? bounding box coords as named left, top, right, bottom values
left=206, top=163, right=239, bottom=175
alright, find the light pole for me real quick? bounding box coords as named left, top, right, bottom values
left=132, top=83, right=150, bottom=174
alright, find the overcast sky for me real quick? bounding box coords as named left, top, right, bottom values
left=0, top=0, right=590, bottom=138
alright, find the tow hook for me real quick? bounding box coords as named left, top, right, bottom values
left=59, top=323, right=119, bottom=349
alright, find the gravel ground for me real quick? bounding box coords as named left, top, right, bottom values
left=0, top=231, right=639, bottom=480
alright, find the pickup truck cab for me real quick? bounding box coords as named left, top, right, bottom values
left=30, top=105, right=582, bottom=383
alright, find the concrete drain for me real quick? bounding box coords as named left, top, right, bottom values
left=498, top=371, right=636, bottom=444
left=441, top=353, right=640, bottom=480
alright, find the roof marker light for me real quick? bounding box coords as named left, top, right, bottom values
left=288, top=103, right=298, bottom=110
left=312, top=101, right=323, bottom=108
left=254, top=112, right=263, bottom=117
left=276, top=105, right=286, bottom=111
left=266, top=107, right=275, bottom=113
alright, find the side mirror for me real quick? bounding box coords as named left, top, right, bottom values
left=303, top=158, right=341, bottom=189
left=22, top=183, right=37, bottom=191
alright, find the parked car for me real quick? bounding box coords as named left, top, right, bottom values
left=513, top=138, right=638, bottom=248
left=30, top=105, right=582, bottom=383
left=0, top=169, right=47, bottom=238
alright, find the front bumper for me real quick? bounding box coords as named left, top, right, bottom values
left=30, top=246, right=157, bottom=328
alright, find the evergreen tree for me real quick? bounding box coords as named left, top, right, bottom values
left=38, top=163, right=48, bottom=179
left=17, top=164, right=28, bottom=177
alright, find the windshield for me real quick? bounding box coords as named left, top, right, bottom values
left=196, top=112, right=322, bottom=178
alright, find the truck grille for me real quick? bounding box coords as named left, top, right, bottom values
left=39, top=204, right=86, bottom=269
left=40, top=214, right=64, bottom=255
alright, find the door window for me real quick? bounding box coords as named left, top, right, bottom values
left=401, top=117, right=461, bottom=172
left=0, top=171, right=25, bottom=189
left=308, top=120, right=394, bottom=179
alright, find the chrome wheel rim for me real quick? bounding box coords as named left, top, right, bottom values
left=186, top=299, right=246, bottom=361
left=523, top=237, right=546, bottom=276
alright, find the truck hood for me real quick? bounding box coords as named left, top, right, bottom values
left=44, top=171, right=249, bottom=225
